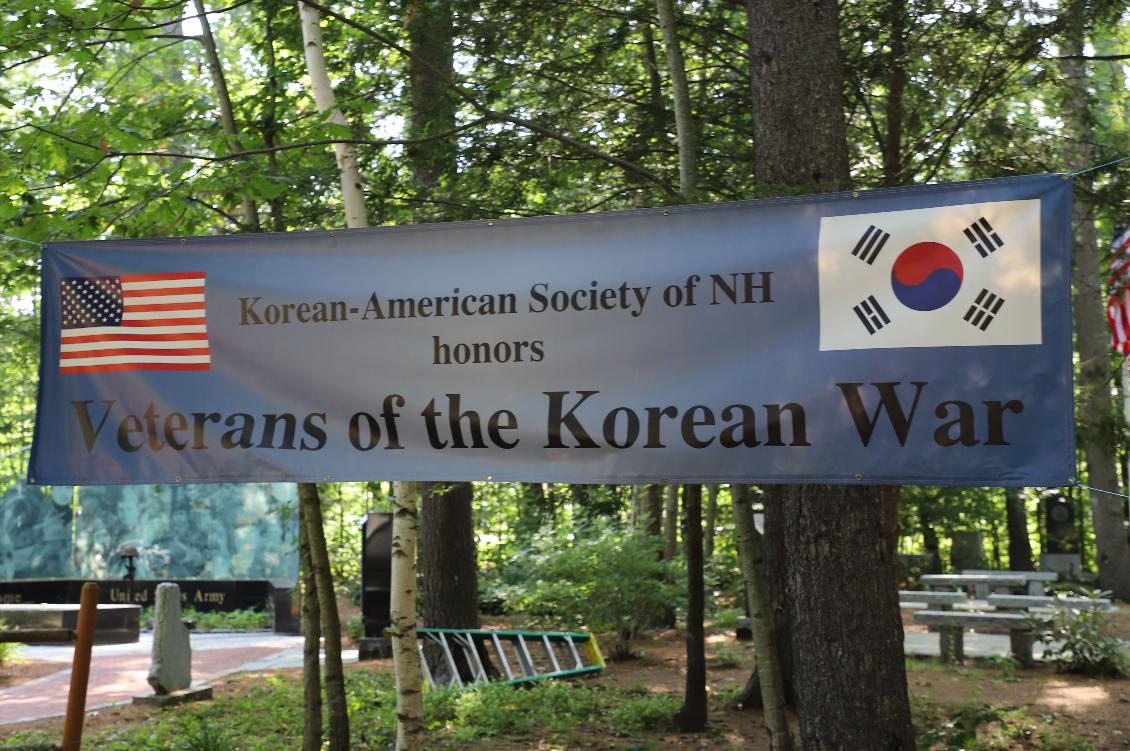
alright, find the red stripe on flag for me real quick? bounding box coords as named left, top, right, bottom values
left=123, top=286, right=205, bottom=298
left=118, top=317, right=207, bottom=327
left=125, top=302, right=206, bottom=313
left=61, top=332, right=207, bottom=344
left=60, top=347, right=212, bottom=359
left=59, top=363, right=212, bottom=374
left=119, top=272, right=206, bottom=282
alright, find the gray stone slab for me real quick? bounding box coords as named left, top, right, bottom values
left=148, top=583, right=192, bottom=694
left=987, top=594, right=1112, bottom=610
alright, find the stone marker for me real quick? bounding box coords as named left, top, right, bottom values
left=147, top=582, right=192, bottom=694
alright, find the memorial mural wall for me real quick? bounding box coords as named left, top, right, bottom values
left=0, top=480, right=297, bottom=580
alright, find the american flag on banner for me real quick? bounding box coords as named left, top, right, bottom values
left=59, top=272, right=210, bottom=373
left=1107, top=225, right=1130, bottom=355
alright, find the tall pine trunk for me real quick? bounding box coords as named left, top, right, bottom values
left=298, top=483, right=349, bottom=751
left=298, top=501, right=322, bottom=751
left=1005, top=489, right=1035, bottom=571
left=674, top=484, right=706, bottom=730
left=1058, top=4, right=1130, bottom=599
left=406, top=0, right=482, bottom=638
left=732, top=486, right=792, bottom=751
left=748, top=0, right=914, bottom=747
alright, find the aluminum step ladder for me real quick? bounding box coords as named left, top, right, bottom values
left=415, top=628, right=605, bottom=688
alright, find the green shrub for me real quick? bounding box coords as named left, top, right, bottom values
left=344, top=612, right=364, bottom=641
left=606, top=692, right=679, bottom=733
left=912, top=698, right=1092, bottom=751
left=0, top=618, right=22, bottom=666
left=438, top=680, right=601, bottom=741
left=1036, top=593, right=1127, bottom=677
left=499, top=519, right=681, bottom=658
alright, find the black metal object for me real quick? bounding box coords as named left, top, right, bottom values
left=359, top=512, right=393, bottom=659
left=1043, top=494, right=1078, bottom=554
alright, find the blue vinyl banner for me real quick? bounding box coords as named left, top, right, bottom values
left=31, top=174, right=1075, bottom=486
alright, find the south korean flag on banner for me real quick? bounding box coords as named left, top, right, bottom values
left=818, top=199, right=1041, bottom=351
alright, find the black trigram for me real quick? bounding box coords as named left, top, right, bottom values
left=963, top=217, right=1004, bottom=258
left=853, top=295, right=890, bottom=334
left=964, top=288, right=1005, bottom=331
left=850, top=225, right=890, bottom=265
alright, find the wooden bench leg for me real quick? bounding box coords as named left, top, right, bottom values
left=1009, top=631, right=1033, bottom=667
left=940, top=626, right=964, bottom=664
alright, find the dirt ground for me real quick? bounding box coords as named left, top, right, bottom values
left=2, top=617, right=1129, bottom=750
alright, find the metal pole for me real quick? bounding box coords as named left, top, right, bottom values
left=61, top=581, right=99, bottom=751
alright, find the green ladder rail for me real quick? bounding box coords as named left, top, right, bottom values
left=415, top=628, right=605, bottom=688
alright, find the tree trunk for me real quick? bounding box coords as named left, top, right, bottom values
left=298, top=483, right=349, bottom=751
left=645, top=484, right=664, bottom=539
left=733, top=486, right=792, bottom=751
left=664, top=483, right=679, bottom=560
left=298, top=1, right=367, bottom=229
left=703, top=484, right=719, bottom=560
left=390, top=481, right=425, bottom=751
left=406, top=0, right=457, bottom=218
left=746, top=0, right=850, bottom=194
left=298, top=499, right=322, bottom=751
left=767, top=486, right=913, bottom=750
left=418, top=478, right=479, bottom=621
left=1005, top=489, right=1034, bottom=571
left=192, top=0, right=260, bottom=231
left=918, top=504, right=942, bottom=574
left=295, top=8, right=371, bottom=744
left=1059, top=11, right=1130, bottom=599
left=880, top=0, right=906, bottom=188
left=747, top=1, right=914, bottom=747
left=420, top=482, right=480, bottom=681
left=675, top=484, right=707, bottom=731
left=654, top=0, right=697, bottom=198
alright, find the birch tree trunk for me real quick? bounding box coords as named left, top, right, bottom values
left=733, top=486, right=792, bottom=751
left=654, top=0, right=697, bottom=198
left=390, top=481, right=425, bottom=750
left=191, top=0, right=260, bottom=231
left=1058, top=4, right=1130, bottom=600
left=296, top=5, right=373, bottom=747
left=298, top=1, right=367, bottom=229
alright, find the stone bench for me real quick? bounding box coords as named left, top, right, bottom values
left=912, top=610, right=1048, bottom=667
left=0, top=603, right=140, bottom=644
left=899, top=590, right=968, bottom=609
left=987, top=594, right=1112, bottom=611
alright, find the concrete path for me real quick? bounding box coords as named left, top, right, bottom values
left=0, top=632, right=358, bottom=726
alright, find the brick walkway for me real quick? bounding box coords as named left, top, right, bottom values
left=0, top=634, right=310, bottom=725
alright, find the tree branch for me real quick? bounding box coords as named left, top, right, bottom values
left=297, top=0, right=676, bottom=195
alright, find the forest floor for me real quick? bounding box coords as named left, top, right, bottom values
left=0, top=610, right=1127, bottom=750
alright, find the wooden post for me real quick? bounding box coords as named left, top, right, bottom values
left=61, top=581, right=99, bottom=751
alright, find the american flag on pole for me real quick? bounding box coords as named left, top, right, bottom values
left=59, top=272, right=210, bottom=373
left=1106, top=225, right=1130, bottom=355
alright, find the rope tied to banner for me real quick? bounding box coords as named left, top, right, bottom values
left=1066, top=154, right=1130, bottom=178
left=1076, top=482, right=1130, bottom=500
left=1, top=232, right=43, bottom=248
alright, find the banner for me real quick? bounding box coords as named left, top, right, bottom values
left=31, top=174, right=1075, bottom=486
